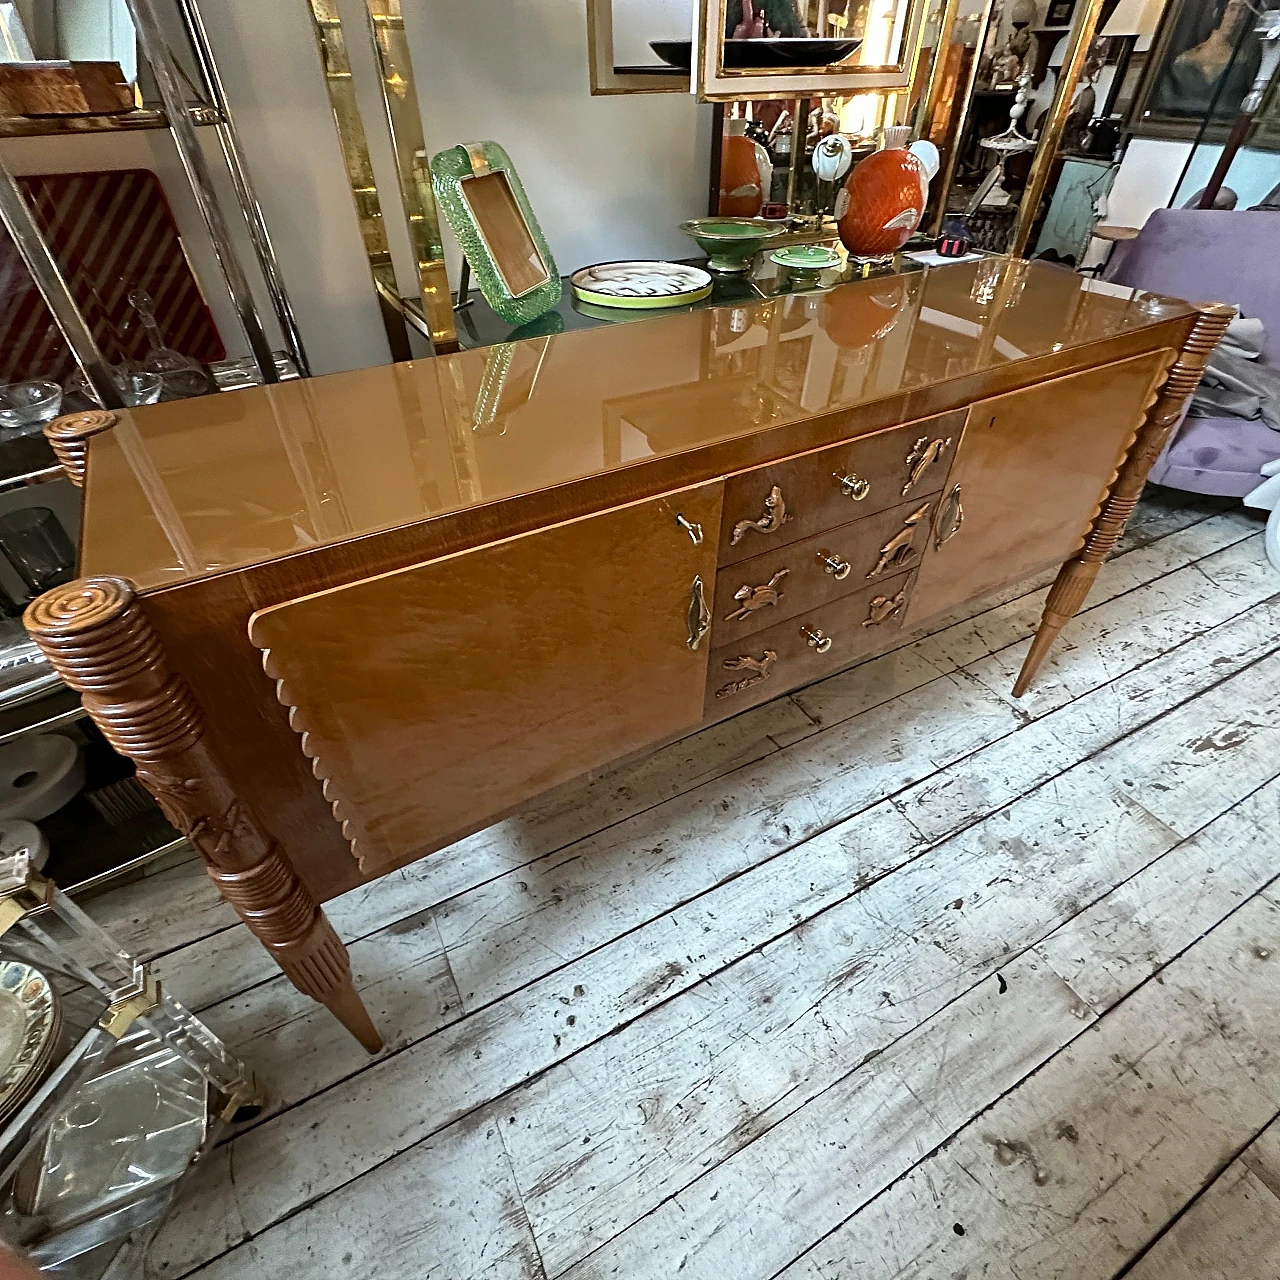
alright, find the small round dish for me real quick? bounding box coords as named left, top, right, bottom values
left=0, top=959, right=62, bottom=1127
left=571, top=261, right=713, bottom=310
left=770, top=244, right=843, bottom=280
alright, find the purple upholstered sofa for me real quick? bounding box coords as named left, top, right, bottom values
left=1103, top=208, right=1280, bottom=497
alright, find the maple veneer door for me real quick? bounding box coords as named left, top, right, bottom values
left=906, top=351, right=1170, bottom=626
left=249, top=481, right=722, bottom=873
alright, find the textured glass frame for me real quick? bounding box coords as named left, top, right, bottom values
left=431, top=142, right=563, bottom=327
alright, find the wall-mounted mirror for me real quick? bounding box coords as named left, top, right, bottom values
left=695, top=0, right=929, bottom=100
left=587, top=0, right=690, bottom=93
left=588, top=0, right=929, bottom=98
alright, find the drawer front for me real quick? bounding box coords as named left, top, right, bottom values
left=718, top=410, right=965, bottom=565
left=712, top=495, right=939, bottom=647
left=706, top=569, right=916, bottom=715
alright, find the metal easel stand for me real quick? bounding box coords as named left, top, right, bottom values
left=0, top=850, right=262, bottom=1276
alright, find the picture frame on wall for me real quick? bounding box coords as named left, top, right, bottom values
left=1127, top=0, right=1280, bottom=149
left=1044, top=0, right=1076, bottom=28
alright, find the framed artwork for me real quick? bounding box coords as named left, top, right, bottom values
left=1044, top=0, right=1077, bottom=28
left=1128, top=0, right=1280, bottom=148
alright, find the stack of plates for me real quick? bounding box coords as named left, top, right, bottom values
left=0, top=959, right=62, bottom=1130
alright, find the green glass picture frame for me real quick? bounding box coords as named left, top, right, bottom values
left=430, top=141, right=563, bottom=326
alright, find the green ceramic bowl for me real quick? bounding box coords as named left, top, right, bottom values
left=770, top=244, right=843, bottom=281
left=679, top=218, right=786, bottom=273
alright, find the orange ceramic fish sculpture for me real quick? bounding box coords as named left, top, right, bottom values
left=835, top=144, right=928, bottom=258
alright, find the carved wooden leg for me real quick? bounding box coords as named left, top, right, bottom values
left=24, top=577, right=383, bottom=1053
left=1012, top=301, right=1236, bottom=699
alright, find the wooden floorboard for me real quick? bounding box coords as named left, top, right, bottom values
left=78, top=494, right=1279, bottom=1280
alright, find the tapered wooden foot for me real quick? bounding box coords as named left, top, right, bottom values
left=23, top=577, right=383, bottom=1054
left=1013, top=560, right=1101, bottom=696
left=1014, top=301, right=1236, bottom=698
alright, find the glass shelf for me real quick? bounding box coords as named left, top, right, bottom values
left=0, top=106, right=221, bottom=140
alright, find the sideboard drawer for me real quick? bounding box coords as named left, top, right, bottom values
left=706, top=569, right=916, bottom=715
left=718, top=410, right=965, bottom=565
left=712, top=495, right=939, bottom=647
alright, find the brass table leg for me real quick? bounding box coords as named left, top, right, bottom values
left=1013, top=301, right=1235, bottom=698
left=23, top=578, right=383, bottom=1054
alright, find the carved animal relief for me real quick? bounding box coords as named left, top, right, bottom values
left=863, top=587, right=907, bottom=626
left=868, top=501, right=931, bottom=578
left=716, top=650, right=778, bottom=699
left=730, top=486, right=792, bottom=546
left=902, top=436, right=952, bottom=496
left=726, top=568, right=789, bottom=621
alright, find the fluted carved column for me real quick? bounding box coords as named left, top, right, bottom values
left=1013, top=301, right=1235, bottom=698
left=24, top=577, right=382, bottom=1053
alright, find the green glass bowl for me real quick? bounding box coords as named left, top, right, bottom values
left=679, top=218, right=786, bottom=273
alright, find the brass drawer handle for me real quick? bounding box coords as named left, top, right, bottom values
left=716, top=650, right=778, bottom=699
left=801, top=625, right=833, bottom=654
left=902, top=436, right=953, bottom=496
left=864, top=587, right=907, bottom=627
left=819, top=551, right=851, bottom=580
left=676, top=513, right=704, bottom=545
left=834, top=471, right=870, bottom=501
left=726, top=568, right=788, bottom=622
left=687, top=575, right=711, bottom=651
left=934, top=483, right=964, bottom=550
left=869, top=500, right=931, bottom=578
left=731, top=485, right=792, bottom=545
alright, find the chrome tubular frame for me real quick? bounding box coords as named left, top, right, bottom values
left=125, top=0, right=280, bottom=383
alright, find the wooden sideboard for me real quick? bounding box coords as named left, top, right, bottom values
left=25, top=258, right=1230, bottom=1053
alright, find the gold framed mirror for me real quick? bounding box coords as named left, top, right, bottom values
left=696, top=0, right=931, bottom=100
left=587, top=0, right=690, bottom=93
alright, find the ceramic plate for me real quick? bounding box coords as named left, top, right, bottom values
left=571, top=261, right=713, bottom=310
left=770, top=245, right=843, bottom=272
left=0, top=959, right=61, bottom=1126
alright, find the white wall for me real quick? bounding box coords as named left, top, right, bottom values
left=406, top=0, right=713, bottom=286
left=1108, top=136, right=1280, bottom=227
left=0, top=1, right=714, bottom=377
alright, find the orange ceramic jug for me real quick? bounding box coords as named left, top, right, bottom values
left=836, top=143, right=927, bottom=258
left=719, top=120, right=772, bottom=218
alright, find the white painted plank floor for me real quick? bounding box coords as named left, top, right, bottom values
left=84, top=487, right=1280, bottom=1280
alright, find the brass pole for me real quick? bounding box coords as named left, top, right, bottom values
left=926, top=0, right=997, bottom=236
left=915, top=0, right=963, bottom=142
left=1007, top=0, right=1107, bottom=257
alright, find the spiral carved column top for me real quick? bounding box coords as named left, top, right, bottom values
left=43, top=410, right=118, bottom=488
left=25, top=577, right=162, bottom=690
left=23, top=577, right=205, bottom=766
left=1162, top=302, right=1236, bottom=398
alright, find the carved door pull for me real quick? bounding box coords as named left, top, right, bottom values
left=864, top=587, right=907, bottom=626
left=834, top=471, right=871, bottom=501
left=934, top=484, right=964, bottom=549
left=801, top=625, right=834, bottom=654
left=868, top=501, right=931, bottom=578
left=731, top=486, right=792, bottom=545
left=687, top=575, right=711, bottom=650
left=819, top=551, right=851, bottom=580
left=902, top=436, right=952, bottom=495
left=676, top=513, right=704, bottom=545
left=726, top=568, right=789, bottom=622
left=716, top=650, right=778, bottom=698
